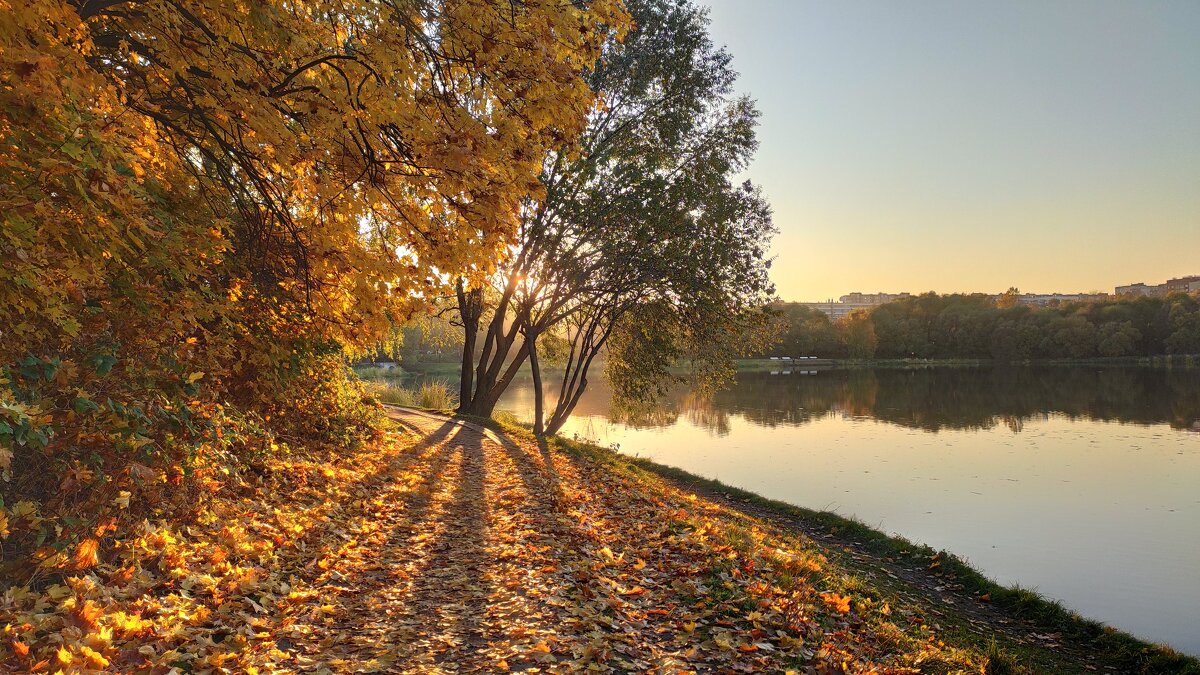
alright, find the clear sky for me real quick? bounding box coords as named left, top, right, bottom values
left=701, top=0, right=1200, bottom=301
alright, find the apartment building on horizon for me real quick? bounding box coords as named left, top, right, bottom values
left=838, top=292, right=912, bottom=305
left=1017, top=292, right=1110, bottom=306
left=1115, top=275, right=1200, bottom=297
left=795, top=292, right=911, bottom=320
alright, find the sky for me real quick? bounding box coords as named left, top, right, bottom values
left=701, top=0, right=1200, bottom=301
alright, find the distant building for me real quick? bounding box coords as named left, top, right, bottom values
left=799, top=292, right=910, bottom=320
left=799, top=301, right=877, bottom=320
left=1115, top=282, right=1154, bottom=297
left=1165, top=275, right=1200, bottom=294
left=798, top=281, right=1188, bottom=319
left=1115, top=275, right=1200, bottom=297
left=838, top=292, right=911, bottom=305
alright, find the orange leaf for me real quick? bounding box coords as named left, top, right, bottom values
left=820, top=591, right=852, bottom=614
left=73, top=600, right=103, bottom=629
left=74, top=538, right=99, bottom=569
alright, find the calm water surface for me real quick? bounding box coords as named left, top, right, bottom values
left=491, top=366, right=1200, bottom=655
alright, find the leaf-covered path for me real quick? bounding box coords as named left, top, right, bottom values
left=283, top=410, right=586, bottom=672
left=273, top=408, right=990, bottom=674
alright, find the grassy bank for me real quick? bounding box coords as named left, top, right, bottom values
left=474, top=413, right=1200, bottom=674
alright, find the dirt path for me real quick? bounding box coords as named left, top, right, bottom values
left=280, top=409, right=585, bottom=673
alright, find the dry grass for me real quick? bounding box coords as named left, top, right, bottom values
left=364, top=379, right=457, bottom=410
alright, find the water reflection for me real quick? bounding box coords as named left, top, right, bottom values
left=593, top=366, right=1200, bottom=434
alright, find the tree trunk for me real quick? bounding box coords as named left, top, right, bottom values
left=450, top=271, right=543, bottom=420
left=469, top=340, right=530, bottom=417
left=465, top=324, right=517, bottom=414
left=527, top=331, right=545, bottom=435
left=455, top=282, right=480, bottom=413
left=543, top=312, right=616, bottom=435
left=465, top=273, right=522, bottom=414
left=544, top=374, right=584, bottom=436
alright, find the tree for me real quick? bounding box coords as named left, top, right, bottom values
left=763, top=293, right=1196, bottom=363
left=996, top=287, right=1022, bottom=309
left=1164, top=296, right=1200, bottom=355
left=452, top=0, right=775, bottom=434
left=4, top=0, right=623, bottom=373
left=1, top=0, right=623, bottom=570
left=1042, top=315, right=1097, bottom=359
left=758, top=303, right=843, bottom=358
left=839, top=310, right=878, bottom=359
left=989, top=314, right=1039, bottom=362
left=1096, top=321, right=1141, bottom=357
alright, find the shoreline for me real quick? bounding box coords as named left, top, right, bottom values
left=735, top=354, right=1199, bottom=369
left=361, top=354, right=1200, bottom=382
left=467, top=411, right=1200, bottom=673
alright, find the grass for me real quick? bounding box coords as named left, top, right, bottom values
left=461, top=412, right=1200, bottom=674
left=364, top=379, right=458, bottom=410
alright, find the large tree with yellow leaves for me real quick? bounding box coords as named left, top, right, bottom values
left=0, top=0, right=626, bottom=575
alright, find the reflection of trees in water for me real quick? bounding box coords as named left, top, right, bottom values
left=612, top=367, right=1200, bottom=434
left=682, top=391, right=731, bottom=436
left=608, top=397, right=682, bottom=429
left=605, top=387, right=732, bottom=435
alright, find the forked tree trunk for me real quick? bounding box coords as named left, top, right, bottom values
left=543, top=317, right=614, bottom=435
left=465, top=341, right=530, bottom=417
left=459, top=275, right=529, bottom=416
left=544, top=374, right=588, bottom=436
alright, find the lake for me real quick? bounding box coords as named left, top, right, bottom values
left=487, top=365, right=1200, bottom=655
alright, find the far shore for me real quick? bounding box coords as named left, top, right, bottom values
left=357, top=353, right=1199, bottom=381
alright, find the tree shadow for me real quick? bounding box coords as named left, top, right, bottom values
left=397, top=428, right=495, bottom=668
left=270, top=422, right=484, bottom=668
left=394, top=417, right=458, bottom=456
left=496, top=435, right=571, bottom=531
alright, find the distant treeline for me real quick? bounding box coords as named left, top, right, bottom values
left=757, top=293, right=1200, bottom=361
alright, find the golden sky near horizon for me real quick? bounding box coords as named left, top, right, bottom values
left=703, top=0, right=1200, bottom=300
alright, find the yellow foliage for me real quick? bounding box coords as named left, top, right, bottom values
left=0, top=0, right=628, bottom=580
